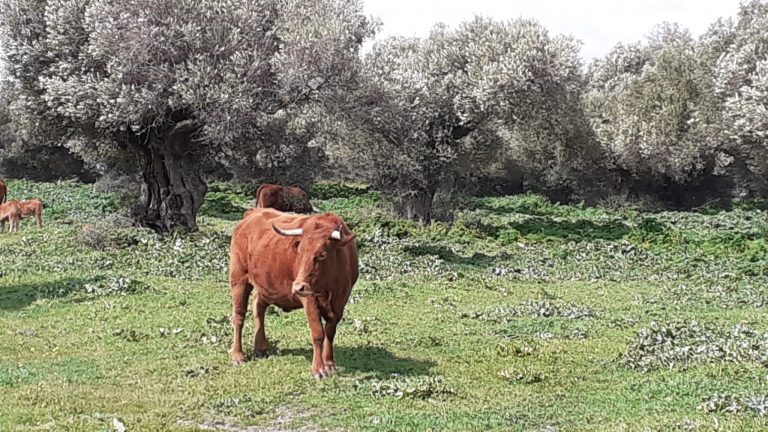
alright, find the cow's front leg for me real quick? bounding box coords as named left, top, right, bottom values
left=252, top=296, right=268, bottom=358
left=322, top=314, right=339, bottom=375
left=229, top=279, right=253, bottom=366
left=303, top=297, right=328, bottom=379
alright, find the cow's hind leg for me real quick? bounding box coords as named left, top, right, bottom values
left=229, top=277, right=253, bottom=366
left=252, top=295, right=269, bottom=358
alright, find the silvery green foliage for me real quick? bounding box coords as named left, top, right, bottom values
left=713, top=0, right=768, bottom=188
left=699, top=393, right=768, bottom=416
left=585, top=23, right=709, bottom=182
left=461, top=300, right=595, bottom=322
left=684, top=18, right=737, bottom=178
left=0, top=0, right=373, bottom=169
left=623, top=321, right=768, bottom=372
left=364, top=374, right=456, bottom=400
left=331, top=17, right=584, bottom=207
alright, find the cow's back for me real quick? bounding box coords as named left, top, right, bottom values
left=284, top=186, right=313, bottom=213
left=256, top=183, right=313, bottom=214
left=20, top=199, right=42, bottom=214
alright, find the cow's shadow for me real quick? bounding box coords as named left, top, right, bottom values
left=279, top=345, right=436, bottom=377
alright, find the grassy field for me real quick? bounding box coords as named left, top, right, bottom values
left=2, top=180, right=768, bottom=431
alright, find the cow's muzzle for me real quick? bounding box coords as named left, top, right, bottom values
left=292, top=282, right=312, bottom=297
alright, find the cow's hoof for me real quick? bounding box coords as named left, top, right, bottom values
left=313, top=371, right=328, bottom=380
left=230, top=354, right=247, bottom=366
left=324, top=364, right=337, bottom=375
left=253, top=350, right=269, bottom=359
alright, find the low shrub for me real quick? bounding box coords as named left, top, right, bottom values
left=76, top=216, right=145, bottom=250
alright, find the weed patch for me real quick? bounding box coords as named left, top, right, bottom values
left=362, top=375, right=456, bottom=400
left=498, top=367, right=546, bottom=385
left=699, top=393, right=768, bottom=416
left=623, top=321, right=768, bottom=372
left=462, top=300, right=596, bottom=323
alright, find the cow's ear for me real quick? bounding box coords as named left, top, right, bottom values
left=337, top=233, right=356, bottom=247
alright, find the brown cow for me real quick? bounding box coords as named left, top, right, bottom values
left=8, top=199, right=43, bottom=228
left=256, top=184, right=314, bottom=214
left=229, top=208, right=358, bottom=379
left=0, top=201, right=21, bottom=233
left=0, top=179, right=6, bottom=204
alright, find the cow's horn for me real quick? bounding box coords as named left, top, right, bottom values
left=331, top=230, right=343, bottom=240
left=272, top=224, right=304, bottom=237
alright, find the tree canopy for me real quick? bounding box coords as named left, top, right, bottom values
left=329, top=17, right=585, bottom=221
left=3, top=0, right=768, bottom=222
left=0, top=0, right=374, bottom=231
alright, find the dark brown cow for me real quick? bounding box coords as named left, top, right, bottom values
left=8, top=199, right=43, bottom=228
left=229, top=208, right=358, bottom=379
left=0, top=201, right=21, bottom=233
left=0, top=179, right=6, bottom=204
left=256, top=184, right=314, bottom=214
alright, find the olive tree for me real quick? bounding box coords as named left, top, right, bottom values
left=0, top=0, right=373, bottom=231
left=713, top=0, right=768, bottom=194
left=331, top=17, right=584, bottom=222
left=585, top=24, right=712, bottom=187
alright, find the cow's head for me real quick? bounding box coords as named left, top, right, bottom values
left=272, top=216, right=356, bottom=297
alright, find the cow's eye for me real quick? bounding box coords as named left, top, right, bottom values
left=317, top=252, right=328, bottom=261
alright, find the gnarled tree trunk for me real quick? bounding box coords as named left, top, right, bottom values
left=129, top=120, right=207, bottom=233
left=397, top=185, right=437, bottom=224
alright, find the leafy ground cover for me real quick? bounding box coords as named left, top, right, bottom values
left=1, top=181, right=768, bottom=431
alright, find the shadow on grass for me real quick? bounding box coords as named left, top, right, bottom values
left=0, top=275, right=123, bottom=311
left=402, top=244, right=512, bottom=268
left=280, top=345, right=436, bottom=378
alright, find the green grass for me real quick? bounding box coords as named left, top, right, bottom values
left=2, top=181, right=768, bottom=431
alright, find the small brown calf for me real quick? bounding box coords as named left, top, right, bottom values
left=7, top=199, right=44, bottom=228
left=0, top=201, right=21, bottom=233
